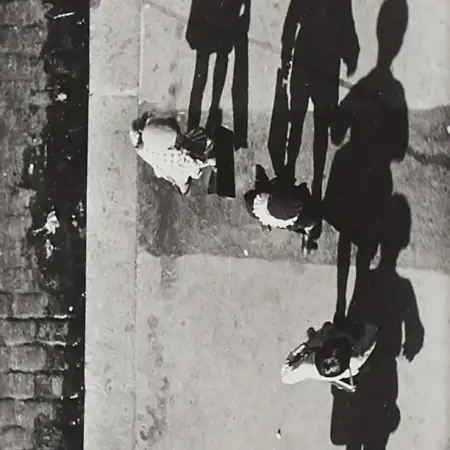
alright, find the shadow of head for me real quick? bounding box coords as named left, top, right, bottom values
left=376, top=0, right=409, bottom=69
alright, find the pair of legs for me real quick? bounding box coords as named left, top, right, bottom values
left=335, top=234, right=378, bottom=324
left=188, top=39, right=249, bottom=148
left=188, top=49, right=229, bottom=133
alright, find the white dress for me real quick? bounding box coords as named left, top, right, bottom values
left=129, top=121, right=215, bottom=194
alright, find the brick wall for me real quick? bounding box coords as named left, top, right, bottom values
left=0, top=1, right=86, bottom=449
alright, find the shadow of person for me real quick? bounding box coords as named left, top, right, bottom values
left=324, top=0, right=410, bottom=322
left=186, top=0, right=250, bottom=150
left=330, top=193, right=425, bottom=450
left=271, top=0, right=360, bottom=202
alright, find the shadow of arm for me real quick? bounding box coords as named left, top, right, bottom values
left=330, top=93, right=353, bottom=145
left=402, top=281, right=425, bottom=362
left=388, top=103, right=409, bottom=163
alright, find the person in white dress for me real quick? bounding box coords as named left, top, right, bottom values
left=281, top=321, right=378, bottom=393
left=129, top=112, right=216, bottom=195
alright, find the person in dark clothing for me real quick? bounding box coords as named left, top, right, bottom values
left=280, top=0, right=360, bottom=229
left=186, top=0, right=250, bottom=150
left=244, top=165, right=320, bottom=254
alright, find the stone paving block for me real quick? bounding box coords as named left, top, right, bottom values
left=0, top=320, right=36, bottom=345
left=0, top=372, right=35, bottom=399
left=90, top=0, right=140, bottom=94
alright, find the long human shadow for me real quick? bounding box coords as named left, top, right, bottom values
left=268, top=0, right=360, bottom=206
left=324, top=0, right=410, bottom=322
left=330, top=193, right=425, bottom=450
left=185, top=0, right=250, bottom=150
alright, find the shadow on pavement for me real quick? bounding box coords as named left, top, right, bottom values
left=330, top=193, right=425, bottom=450
left=186, top=0, right=250, bottom=150
left=324, top=0, right=410, bottom=322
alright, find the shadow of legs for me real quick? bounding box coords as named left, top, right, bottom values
left=336, top=233, right=351, bottom=322
left=312, top=107, right=331, bottom=204
left=188, top=51, right=210, bottom=131
left=310, top=107, right=331, bottom=239
left=206, top=51, right=229, bottom=134
left=232, top=34, right=249, bottom=149
left=285, top=93, right=308, bottom=180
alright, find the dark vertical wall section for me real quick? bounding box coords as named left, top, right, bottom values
left=21, top=1, right=88, bottom=449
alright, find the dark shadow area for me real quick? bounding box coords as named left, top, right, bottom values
left=186, top=0, right=250, bottom=150
left=330, top=193, right=425, bottom=449
left=20, top=2, right=88, bottom=449
left=268, top=0, right=360, bottom=205
left=324, top=0, right=410, bottom=321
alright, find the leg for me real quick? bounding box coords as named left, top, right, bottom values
left=232, top=35, right=249, bottom=149
left=309, top=105, right=333, bottom=240
left=311, top=106, right=333, bottom=205
left=285, top=66, right=309, bottom=181
left=188, top=51, right=210, bottom=131
left=206, top=51, right=229, bottom=134
left=352, top=242, right=377, bottom=300
left=335, top=233, right=352, bottom=323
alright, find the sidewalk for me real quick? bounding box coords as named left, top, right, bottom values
left=87, top=0, right=450, bottom=449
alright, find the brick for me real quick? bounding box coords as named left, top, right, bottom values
left=0, top=425, right=29, bottom=450
left=36, top=321, right=68, bottom=344
left=0, top=54, right=17, bottom=79
left=0, top=292, right=12, bottom=318
left=9, top=345, right=47, bottom=371
left=3, top=0, right=46, bottom=26
left=0, top=399, right=15, bottom=425
left=45, top=346, right=67, bottom=372
left=0, top=26, right=46, bottom=55
left=46, top=294, right=74, bottom=317
left=0, top=228, right=16, bottom=252
left=2, top=269, right=36, bottom=294
left=33, top=413, right=64, bottom=449
left=9, top=188, right=32, bottom=216
left=0, top=320, right=36, bottom=345
left=7, top=215, right=32, bottom=239
left=0, top=373, right=34, bottom=399
left=34, top=374, right=63, bottom=399
left=0, top=54, right=42, bottom=82
left=0, top=347, right=11, bottom=371
left=12, top=293, right=48, bottom=318
left=14, top=401, right=56, bottom=430
left=1, top=241, right=30, bottom=269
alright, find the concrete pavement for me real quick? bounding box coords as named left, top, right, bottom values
left=133, top=254, right=449, bottom=450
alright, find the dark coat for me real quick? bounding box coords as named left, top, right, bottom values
left=186, top=0, right=250, bottom=54
left=244, top=165, right=319, bottom=231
